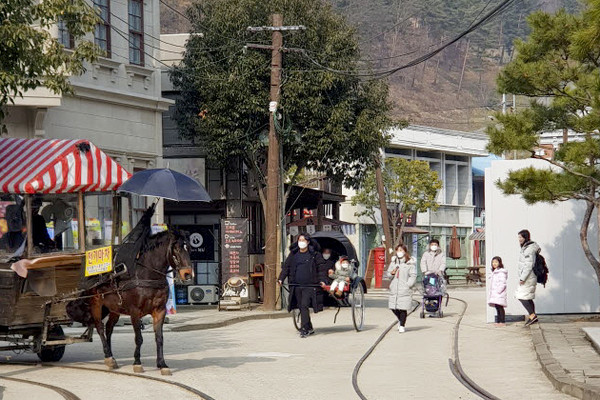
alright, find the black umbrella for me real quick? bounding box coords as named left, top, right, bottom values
left=118, top=168, right=211, bottom=202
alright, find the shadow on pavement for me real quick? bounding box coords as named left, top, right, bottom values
left=169, top=356, right=276, bottom=370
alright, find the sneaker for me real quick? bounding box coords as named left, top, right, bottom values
left=299, top=330, right=308, bottom=338
left=307, top=329, right=315, bottom=336
left=398, top=326, right=406, bottom=333
left=524, top=315, right=539, bottom=327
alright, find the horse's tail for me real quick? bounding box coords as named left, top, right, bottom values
left=66, top=294, right=109, bottom=326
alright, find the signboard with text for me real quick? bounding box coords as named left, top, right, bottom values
left=178, top=225, right=215, bottom=261
left=221, top=218, right=248, bottom=285
left=85, top=246, right=113, bottom=276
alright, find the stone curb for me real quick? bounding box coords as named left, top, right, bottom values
left=168, top=311, right=289, bottom=332
left=531, top=323, right=600, bottom=400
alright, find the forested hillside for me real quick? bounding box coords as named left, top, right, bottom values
left=160, top=0, right=580, bottom=131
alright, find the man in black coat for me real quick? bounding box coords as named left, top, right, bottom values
left=278, top=233, right=320, bottom=338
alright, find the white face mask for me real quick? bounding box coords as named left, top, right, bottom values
left=430, top=245, right=438, bottom=252
left=396, top=251, right=405, bottom=258
left=298, top=241, right=308, bottom=249
left=323, top=253, right=331, bottom=260
left=341, top=262, right=350, bottom=269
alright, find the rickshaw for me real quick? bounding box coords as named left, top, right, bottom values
left=0, top=137, right=131, bottom=361
left=290, top=231, right=367, bottom=332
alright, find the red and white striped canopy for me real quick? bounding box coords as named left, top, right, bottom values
left=0, top=138, right=131, bottom=194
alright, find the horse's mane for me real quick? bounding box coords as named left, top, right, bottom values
left=141, top=230, right=184, bottom=253
left=142, top=231, right=171, bottom=253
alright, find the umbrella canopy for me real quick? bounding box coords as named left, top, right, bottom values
left=118, top=168, right=211, bottom=202
left=449, top=225, right=462, bottom=260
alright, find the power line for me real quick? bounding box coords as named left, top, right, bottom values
left=301, top=0, right=517, bottom=79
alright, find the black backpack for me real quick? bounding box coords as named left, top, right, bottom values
left=533, top=252, right=549, bottom=287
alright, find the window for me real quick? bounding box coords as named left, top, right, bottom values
left=94, top=0, right=111, bottom=57
left=84, top=193, right=113, bottom=249
left=128, top=0, right=144, bottom=65
left=243, top=202, right=264, bottom=254
left=57, top=19, right=74, bottom=49
left=31, top=194, right=80, bottom=255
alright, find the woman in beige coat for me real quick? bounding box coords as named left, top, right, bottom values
left=388, top=244, right=417, bottom=333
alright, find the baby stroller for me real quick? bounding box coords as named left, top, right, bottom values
left=419, top=273, right=449, bottom=318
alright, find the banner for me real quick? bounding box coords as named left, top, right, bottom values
left=221, top=218, right=248, bottom=285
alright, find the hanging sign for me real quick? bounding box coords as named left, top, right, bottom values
left=85, top=246, right=113, bottom=276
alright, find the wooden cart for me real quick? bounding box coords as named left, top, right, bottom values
left=0, top=138, right=130, bottom=361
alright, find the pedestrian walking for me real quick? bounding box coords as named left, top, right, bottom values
left=420, top=239, right=446, bottom=276
left=421, top=238, right=446, bottom=293
left=278, top=234, right=320, bottom=338
left=515, top=229, right=540, bottom=326
left=488, top=256, right=507, bottom=327
left=388, top=244, right=417, bottom=333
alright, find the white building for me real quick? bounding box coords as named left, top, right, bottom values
left=485, top=159, right=600, bottom=321
left=341, top=125, right=489, bottom=280
left=4, top=0, right=171, bottom=179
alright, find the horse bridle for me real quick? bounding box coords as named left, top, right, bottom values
left=137, top=235, right=186, bottom=278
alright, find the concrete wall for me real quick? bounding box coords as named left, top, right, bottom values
left=485, top=159, right=600, bottom=322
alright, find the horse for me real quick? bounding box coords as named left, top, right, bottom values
left=83, top=230, right=192, bottom=375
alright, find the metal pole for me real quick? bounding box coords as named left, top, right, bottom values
left=262, top=13, right=283, bottom=311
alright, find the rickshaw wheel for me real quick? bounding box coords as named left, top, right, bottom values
left=37, top=325, right=66, bottom=362
left=292, top=308, right=302, bottom=332
left=351, top=283, right=365, bottom=331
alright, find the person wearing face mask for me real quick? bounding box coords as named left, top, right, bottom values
left=420, top=239, right=446, bottom=277
left=388, top=244, right=417, bottom=333
left=278, top=233, right=320, bottom=338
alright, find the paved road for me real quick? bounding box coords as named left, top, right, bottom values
left=0, top=287, right=571, bottom=400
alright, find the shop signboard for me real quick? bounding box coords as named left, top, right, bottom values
left=221, top=218, right=248, bottom=284
left=178, top=225, right=215, bottom=261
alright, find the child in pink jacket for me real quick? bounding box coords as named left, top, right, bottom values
left=488, top=256, right=508, bottom=327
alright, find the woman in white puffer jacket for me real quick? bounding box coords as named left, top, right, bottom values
left=515, top=229, right=541, bottom=327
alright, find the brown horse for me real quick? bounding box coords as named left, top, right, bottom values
left=88, top=230, right=192, bottom=375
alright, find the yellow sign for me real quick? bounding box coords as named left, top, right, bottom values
left=85, top=246, right=113, bottom=276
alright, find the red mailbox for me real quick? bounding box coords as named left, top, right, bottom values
left=374, top=247, right=386, bottom=289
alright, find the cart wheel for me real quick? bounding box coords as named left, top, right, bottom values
left=351, top=284, right=365, bottom=332
left=37, top=325, right=66, bottom=362
left=419, top=311, right=425, bottom=319
left=292, top=308, right=302, bottom=332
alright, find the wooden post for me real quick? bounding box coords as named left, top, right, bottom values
left=111, top=193, right=118, bottom=246
left=262, top=13, right=283, bottom=311
left=78, top=192, right=85, bottom=252
left=25, top=195, right=33, bottom=257
left=375, top=155, right=393, bottom=261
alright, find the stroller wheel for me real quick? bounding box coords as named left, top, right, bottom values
left=419, top=311, right=425, bottom=319
left=438, top=310, right=444, bottom=318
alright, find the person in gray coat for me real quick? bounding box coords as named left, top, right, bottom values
left=388, top=244, right=417, bottom=333
left=515, top=229, right=541, bottom=326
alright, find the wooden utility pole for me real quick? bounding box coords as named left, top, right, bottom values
left=247, top=15, right=305, bottom=311
left=374, top=154, right=393, bottom=261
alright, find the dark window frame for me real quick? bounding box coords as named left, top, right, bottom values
left=57, top=18, right=75, bottom=49
left=93, top=0, right=111, bottom=58
left=128, top=0, right=144, bottom=66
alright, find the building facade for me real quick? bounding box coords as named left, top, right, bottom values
left=4, top=0, right=170, bottom=182
left=340, top=125, right=489, bottom=281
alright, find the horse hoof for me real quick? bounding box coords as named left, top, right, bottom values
left=133, top=365, right=144, bottom=373
left=160, top=368, right=172, bottom=376
left=104, top=358, right=118, bottom=370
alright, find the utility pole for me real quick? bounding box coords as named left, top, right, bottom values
left=246, top=15, right=305, bottom=311
left=374, top=152, right=393, bottom=262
